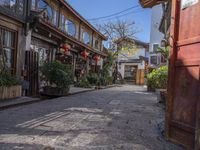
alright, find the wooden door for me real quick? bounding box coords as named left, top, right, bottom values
left=166, top=0, right=200, bottom=149
left=124, top=65, right=137, bottom=83
left=25, top=50, right=39, bottom=96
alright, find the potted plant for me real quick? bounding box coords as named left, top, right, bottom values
left=0, top=70, right=22, bottom=100
left=147, top=66, right=168, bottom=103
left=75, top=76, right=92, bottom=88
left=40, top=61, right=73, bottom=97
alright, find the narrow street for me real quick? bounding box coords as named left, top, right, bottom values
left=0, top=85, right=182, bottom=150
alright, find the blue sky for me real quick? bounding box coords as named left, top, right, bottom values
left=67, top=0, right=151, bottom=43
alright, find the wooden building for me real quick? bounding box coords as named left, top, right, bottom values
left=0, top=0, right=107, bottom=96
left=140, top=0, right=200, bottom=149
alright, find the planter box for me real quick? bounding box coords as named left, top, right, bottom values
left=0, top=85, right=22, bottom=100
left=42, top=86, right=70, bottom=97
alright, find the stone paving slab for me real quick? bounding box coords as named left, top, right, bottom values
left=0, top=86, right=95, bottom=110
left=0, top=97, right=41, bottom=110
left=0, top=85, right=183, bottom=150
left=0, top=85, right=118, bottom=110
left=69, top=86, right=95, bottom=95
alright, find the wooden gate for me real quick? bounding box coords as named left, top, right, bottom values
left=166, top=0, right=200, bottom=149
left=25, top=50, right=39, bottom=96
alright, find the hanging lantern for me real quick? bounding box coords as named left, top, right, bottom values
left=81, top=50, right=89, bottom=60
left=93, top=55, right=101, bottom=63
left=60, top=43, right=71, bottom=55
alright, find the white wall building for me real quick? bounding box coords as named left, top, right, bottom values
left=116, top=38, right=149, bottom=84
left=149, top=4, right=165, bottom=68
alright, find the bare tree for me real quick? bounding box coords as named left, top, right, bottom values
left=96, top=20, right=139, bottom=48
left=96, top=20, right=140, bottom=83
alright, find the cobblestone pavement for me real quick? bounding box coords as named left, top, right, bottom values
left=0, top=85, right=183, bottom=150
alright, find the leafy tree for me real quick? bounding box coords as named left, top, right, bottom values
left=157, top=46, right=170, bottom=63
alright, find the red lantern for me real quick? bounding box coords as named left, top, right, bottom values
left=81, top=50, right=89, bottom=60
left=61, top=44, right=71, bottom=55
left=63, top=44, right=71, bottom=50
left=93, top=55, right=101, bottom=63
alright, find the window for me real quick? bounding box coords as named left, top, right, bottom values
left=0, top=0, right=24, bottom=14
left=94, top=39, right=99, bottom=49
left=53, top=10, right=58, bottom=27
left=0, top=0, right=16, bottom=9
left=60, top=14, right=65, bottom=31
left=38, top=0, right=46, bottom=10
left=153, top=43, right=159, bottom=52
left=38, top=0, right=53, bottom=22
left=18, top=0, right=24, bottom=15
left=150, top=56, right=158, bottom=65
left=46, top=6, right=53, bottom=21
left=65, top=20, right=76, bottom=37
left=82, top=31, right=90, bottom=45
left=10, top=0, right=16, bottom=9
left=0, top=27, right=16, bottom=71
left=31, top=0, right=36, bottom=10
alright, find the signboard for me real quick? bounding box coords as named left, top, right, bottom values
left=181, top=0, right=199, bottom=9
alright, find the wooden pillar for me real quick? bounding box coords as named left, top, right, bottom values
left=78, top=21, right=82, bottom=41
left=73, top=54, right=76, bottom=82
left=136, top=69, right=145, bottom=85
left=86, top=58, right=90, bottom=74
left=136, top=69, right=140, bottom=85
left=140, top=69, right=145, bottom=85
left=91, top=31, right=94, bottom=48
left=165, top=0, right=179, bottom=141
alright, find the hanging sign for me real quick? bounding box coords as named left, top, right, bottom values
left=181, top=0, right=199, bottom=9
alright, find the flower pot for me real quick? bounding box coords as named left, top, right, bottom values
left=156, top=89, right=167, bottom=103
left=42, top=86, right=70, bottom=97
left=0, top=85, right=22, bottom=100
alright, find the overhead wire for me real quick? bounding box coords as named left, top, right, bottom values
left=89, top=9, right=145, bottom=24
left=87, top=5, right=140, bottom=21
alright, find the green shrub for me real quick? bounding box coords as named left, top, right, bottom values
left=147, top=66, right=168, bottom=89
left=0, top=71, right=20, bottom=87
left=76, top=77, right=91, bottom=88
left=86, top=73, right=99, bottom=85
left=105, top=76, right=114, bottom=85
left=40, top=61, right=73, bottom=89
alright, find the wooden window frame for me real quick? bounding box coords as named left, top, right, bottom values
left=0, top=26, right=17, bottom=74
